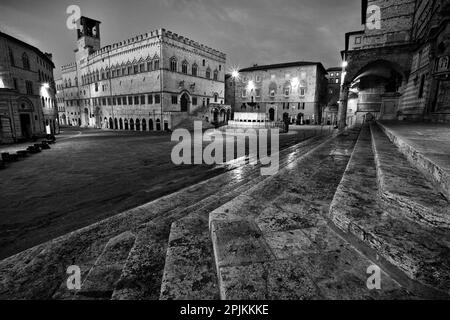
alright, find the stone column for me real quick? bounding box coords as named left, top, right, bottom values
left=338, top=84, right=349, bottom=130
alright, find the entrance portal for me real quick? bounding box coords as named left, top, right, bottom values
left=180, top=93, right=189, bottom=112
left=20, top=114, right=32, bottom=139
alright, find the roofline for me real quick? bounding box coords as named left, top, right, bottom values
left=239, top=61, right=326, bottom=73
left=0, top=31, right=55, bottom=68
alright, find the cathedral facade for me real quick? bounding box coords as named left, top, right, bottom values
left=340, top=0, right=450, bottom=126
left=58, top=17, right=226, bottom=131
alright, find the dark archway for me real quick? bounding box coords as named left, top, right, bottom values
left=149, top=119, right=154, bottom=131
left=20, top=114, right=32, bottom=139
left=136, top=119, right=141, bottom=131
left=180, top=93, right=189, bottom=112
left=119, top=118, right=123, bottom=130
left=213, top=109, right=219, bottom=123
left=124, top=119, right=129, bottom=130
left=156, top=119, right=161, bottom=131
left=130, top=119, right=135, bottom=130
left=269, top=108, right=275, bottom=121
left=109, top=117, right=113, bottom=129
left=142, top=119, right=147, bottom=131
left=114, top=118, right=118, bottom=130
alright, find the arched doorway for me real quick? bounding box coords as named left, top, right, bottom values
left=130, top=119, right=135, bottom=130
left=156, top=119, right=161, bottom=131
left=109, top=117, right=113, bottom=129
left=136, top=119, right=141, bottom=131
left=219, top=109, right=226, bottom=123
left=149, top=119, right=154, bottom=131
left=180, top=93, right=189, bottom=112
left=84, top=108, right=90, bottom=126
left=20, top=114, right=32, bottom=139
left=124, top=119, right=129, bottom=130
left=142, top=119, right=147, bottom=131
left=213, top=109, right=219, bottom=123
left=269, top=108, right=275, bottom=121
left=296, top=113, right=304, bottom=125
left=119, top=118, right=123, bottom=130
left=114, top=118, right=118, bottom=130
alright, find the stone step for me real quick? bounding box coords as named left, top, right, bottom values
left=73, top=231, right=136, bottom=300
left=0, top=132, right=331, bottom=299
left=159, top=134, right=338, bottom=300
left=371, top=123, right=450, bottom=228
left=208, top=128, right=411, bottom=299
left=377, top=122, right=450, bottom=201
left=329, top=125, right=450, bottom=296
left=112, top=222, right=167, bottom=300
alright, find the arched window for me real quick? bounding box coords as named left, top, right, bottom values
left=214, top=93, right=218, bottom=103
left=213, top=69, right=218, bottom=81
left=22, top=53, right=30, bottom=70
left=154, top=58, right=159, bottom=70
left=192, top=64, right=198, bottom=77
left=182, top=60, right=188, bottom=74
left=206, top=68, right=211, bottom=79
left=9, top=48, right=15, bottom=66
left=170, top=57, right=177, bottom=72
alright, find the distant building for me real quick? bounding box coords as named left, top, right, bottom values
left=324, top=67, right=342, bottom=125
left=233, top=61, right=328, bottom=125
left=58, top=16, right=227, bottom=131
left=340, top=0, right=450, bottom=126
left=0, top=31, right=58, bottom=143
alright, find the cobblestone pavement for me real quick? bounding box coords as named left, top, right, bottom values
left=0, top=125, right=330, bottom=259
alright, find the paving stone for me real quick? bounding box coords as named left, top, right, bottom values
left=211, top=219, right=275, bottom=268
left=75, top=231, right=135, bottom=300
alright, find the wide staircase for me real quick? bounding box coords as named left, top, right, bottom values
left=0, top=122, right=449, bottom=299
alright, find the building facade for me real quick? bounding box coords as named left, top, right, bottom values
left=233, top=62, right=328, bottom=125
left=323, top=67, right=342, bottom=125
left=340, top=0, right=450, bottom=126
left=58, top=16, right=226, bottom=131
left=0, top=32, right=58, bottom=143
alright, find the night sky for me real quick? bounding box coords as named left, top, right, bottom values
left=0, top=0, right=363, bottom=77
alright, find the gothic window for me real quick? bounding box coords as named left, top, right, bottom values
left=147, top=62, right=152, bottom=71
left=140, top=63, right=145, bottom=72
left=155, top=94, right=161, bottom=104
left=170, top=57, right=177, bottom=72
left=284, top=82, right=291, bottom=96
left=182, top=61, right=188, bottom=74
left=133, top=65, right=138, bottom=74
left=213, top=69, right=218, bottom=81
left=154, top=59, right=159, bottom=70
left=22, top=53, right=30, bottom=70
left=214, top=93, right=218, bottom=103
left=206, top=68, right=211, bottom=79
left=192, top=64, right=198, bottom=77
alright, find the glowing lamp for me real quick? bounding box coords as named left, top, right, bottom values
left=342, top=61, right=348, bottom=68
left=232, top=70, right=240, bottom=79
left=42, top=83, right=50, bottom=89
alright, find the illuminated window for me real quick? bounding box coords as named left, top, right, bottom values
left=255, top=89, right=261, bottom=97
left=242, top=89, right=247, bottom=98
